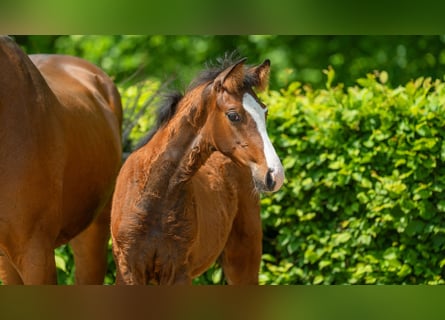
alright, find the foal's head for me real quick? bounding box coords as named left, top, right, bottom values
left=198, top=57, right=285, bottom=193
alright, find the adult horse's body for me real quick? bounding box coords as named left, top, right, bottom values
left=0, top=36, right=122, bottom=284
left=111, top=55, right=284, bottom=285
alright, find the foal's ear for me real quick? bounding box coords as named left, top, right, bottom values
left=214, top=58, right=247, bottom=93
left=251, top=59, right=271, bottom=92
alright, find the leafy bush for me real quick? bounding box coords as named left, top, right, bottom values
left=259, top=69, right=445, bottom=284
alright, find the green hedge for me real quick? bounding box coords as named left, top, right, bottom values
left=259, top=69, right=445, bottom=284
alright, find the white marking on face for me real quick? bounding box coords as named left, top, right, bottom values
left=242, top=93, right=284, bottom=191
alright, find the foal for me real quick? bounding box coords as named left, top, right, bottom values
left=111, top=57, right=284, bottom=285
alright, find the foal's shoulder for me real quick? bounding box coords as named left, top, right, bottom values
left=200, top=152, right=248, bottom=181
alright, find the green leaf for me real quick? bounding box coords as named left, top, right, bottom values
left=378, top=71, right=389, bottom=84
left=397, top=264, right=412, bottom=278
left=313, top=274, right=324, bottom=284
left=383, top=248, right=398, bottom=261
left=405, top=220, right=425, bottom=236
left=437, top=200, right=445, bottom=212
left=323, top=65, right=335, bottom=89
left=55, top=255, right=67, bottom=273
left=384, top=180, right=407, bottom=194
left=211, top=267, right=222, bottom=284
left=332, top=232, right=352, bottom=246
left=319, top=260, right=332, bottom=270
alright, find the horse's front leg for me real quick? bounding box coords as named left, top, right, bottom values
left=8, top=237, right=57, bottom=284
left=220, top=205, right=262, bottom=285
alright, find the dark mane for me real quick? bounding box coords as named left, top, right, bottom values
left=135, top=51, right=257, bottom=150
left=135, top=91, right=182, bottom=149
left=189, top=51, right=259, bottom=91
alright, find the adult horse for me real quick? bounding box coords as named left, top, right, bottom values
left=111, top=55, right=284, bottom=285
left=0, top=36, right=122, bottom=284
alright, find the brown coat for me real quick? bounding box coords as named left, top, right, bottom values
left=111, top=56, right=284, bottom=285
left=0, top=36, right=122, bottom=284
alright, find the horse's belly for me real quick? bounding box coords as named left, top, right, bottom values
left=58, top=164, right=118, bottom=244
left=56, top=128, right=121, bottom=244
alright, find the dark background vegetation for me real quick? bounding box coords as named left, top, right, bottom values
left=9, top=35, right=445, bottom=284
left=14, top=35, right=445, bottom=90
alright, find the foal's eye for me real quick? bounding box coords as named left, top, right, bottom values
left=227, top=111, right=241, bottom=123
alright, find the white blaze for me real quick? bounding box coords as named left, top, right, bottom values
left=242, top=93, right=284, bottom=191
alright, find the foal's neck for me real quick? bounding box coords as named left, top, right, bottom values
left=141, top=92, right=213, bottom=199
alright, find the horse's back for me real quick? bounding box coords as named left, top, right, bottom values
left=30, top=54, right=123, bottom=128
left=29, top=53, right=122, bottom=167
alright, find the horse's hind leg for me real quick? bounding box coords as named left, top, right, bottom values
left=0, top=255, right=23, bottom=284
left=220, top=205, right=263, bottom=285
left=70, top=203, right=111, bottom=284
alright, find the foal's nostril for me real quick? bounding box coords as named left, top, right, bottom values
left=265, top=169, right=276, bottom=191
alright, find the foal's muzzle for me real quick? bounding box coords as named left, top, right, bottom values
left=250, top=162, right=284, bottom=193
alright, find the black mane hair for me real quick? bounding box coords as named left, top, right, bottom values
left=189, top=51, right=259, bottom=91
left=134, top=91, right=182, bottom=149
left=135, top=51, right=256, bottom=150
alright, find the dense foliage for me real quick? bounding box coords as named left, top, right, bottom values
left=257, top=70, right=445, bottom=284
left=7, top=36, right=445, bottom=284
left=14, top=35, right=445, bottom=90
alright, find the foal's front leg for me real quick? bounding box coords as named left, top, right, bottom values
left=113, top=237, right=193, bottom=285
left=220, top=205, right=262, bottom=285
